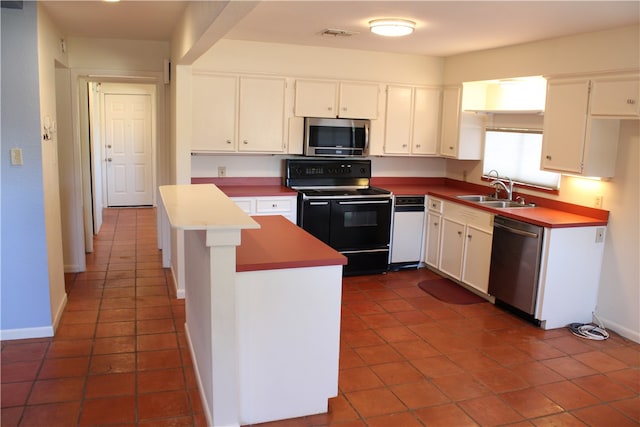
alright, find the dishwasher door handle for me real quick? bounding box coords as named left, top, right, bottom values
left=494, top=222, right=539, bottom=238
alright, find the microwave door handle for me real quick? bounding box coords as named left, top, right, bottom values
left=365, top=124, right=369, bottom=154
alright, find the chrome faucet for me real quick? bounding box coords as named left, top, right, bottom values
left=490, top=176, right=514, bottom=201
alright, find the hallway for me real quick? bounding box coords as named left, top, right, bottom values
left=1, top=208, right=639, bottom=426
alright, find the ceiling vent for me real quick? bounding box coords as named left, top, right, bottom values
left=321, top=28, right=359, bottom=37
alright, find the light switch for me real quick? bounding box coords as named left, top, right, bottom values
left=10, top=148, right=23, bottom=166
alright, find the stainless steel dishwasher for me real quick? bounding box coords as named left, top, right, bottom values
left=390, top=195, right=425, bottom=269
left=488, top=216, right=544, bottom=323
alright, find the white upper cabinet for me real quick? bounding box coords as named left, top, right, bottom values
left=541, top=77, right=621, bottom=177
left=589, top=75, right=640, bottom=117
left=384, top=85, right=441, bottom=156
left=238, top=76, right=287, bottom=153
left=338, top=82, right=379, bottom=119
left=192, top=73, right=289, bottom=154
left=192, top=73, right=237, bottom=152
left=294, top=79, right=379, bottom=119
left=439, top=86, right=484, bottom=160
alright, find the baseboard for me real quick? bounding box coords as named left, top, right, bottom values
left=595, top=314, right=640, bottom=343
left=171, top=266, right=185, bottom=299
left=1, top=325, right=54, bottom=341
left=185, top=325, right=214, bottom=427
left=52, top=293, right=68, bottom=333
left=64, top=263, right=85, bottom=273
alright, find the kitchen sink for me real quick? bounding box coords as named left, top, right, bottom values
left=456, top=194, right=533, bottom=208
left=456, top=195, right=498, bottom=202
left=479, top=200, right=530, bottom=208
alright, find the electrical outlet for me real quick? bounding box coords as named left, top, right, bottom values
left=595, top=227, right=605, bottom=243
left=594, top=195, right=603, bottom=208
left=218, top=166, right=226, bottom=177
left=10, top=148, right=23, bottom=166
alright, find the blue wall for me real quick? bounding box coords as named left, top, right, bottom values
left=1, top=2, right=53, bottom=332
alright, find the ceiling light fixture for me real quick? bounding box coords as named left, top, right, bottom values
left=369, top=19, right=416, bottom=37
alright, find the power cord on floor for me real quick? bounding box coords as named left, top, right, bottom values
left=567, top=313, right=609, bottom=340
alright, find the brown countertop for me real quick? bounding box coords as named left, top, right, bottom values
left=191, top=177, right=297, bottom=197
left=426, top=187, right=608, bottom=228
left=370, top=178, right=609, bottom=228
left=236, top=215, right=347, bottom=272
left=194, top=176, right=609, bottom=229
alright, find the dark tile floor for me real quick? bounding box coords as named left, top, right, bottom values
left=2, top=208, right=639, bottom=426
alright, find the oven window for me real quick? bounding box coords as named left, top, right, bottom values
left=344, top=211, right=377, bottom=227
left=310, top=126, right=354, bottom=148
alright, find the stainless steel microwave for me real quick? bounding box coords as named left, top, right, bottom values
left=304, top=117, right=370, bottom=157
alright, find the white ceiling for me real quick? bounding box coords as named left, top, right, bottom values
left=40, top=0, right=640, bottom=57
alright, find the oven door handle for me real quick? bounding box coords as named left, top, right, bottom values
left=337, top=200, right=390, bottom=205
left=308, top=201, right=329, bottom=206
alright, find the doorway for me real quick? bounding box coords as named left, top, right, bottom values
left=103, top=92, right=154, bottom=206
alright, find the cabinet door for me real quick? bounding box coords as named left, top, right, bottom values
left=238, top=77, right=286, bottom=153
left=339, top=82, right=379, bottom=119
left=412, top=87, right=441, bottom=155
left=590, top=76, right=640, bottom=116
left=383, top=85, right=413, bottom=154
left=425, top=211, right=442, bottom=268
left=541, top=79, right=590, bottom=174
left=439, top=86, right=461, bottom=158
left=192, top=74, right=237, bottom=152
left=461, top=225, right=493, bottom=294
left=294, top=80, right=337, bottom=118
left=439, top=217, right=465, bottom=280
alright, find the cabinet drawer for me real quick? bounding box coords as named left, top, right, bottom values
left=256, top=198, right=294, bottom=213
left=442, top=201, right=494, bottom=232
left=233, top=198, right=254, bottom=214
left=427, top=197, right=443, bottom=213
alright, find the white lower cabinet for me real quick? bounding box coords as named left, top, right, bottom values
left=461, top=225, right=493, bottom=294
left=424, top=211, right=442, bottom=268
left=231, top=196, right=297, bottom=223
left=435, top=201, right=494, bottom=295
left=439, top=218, right=465, bottom=279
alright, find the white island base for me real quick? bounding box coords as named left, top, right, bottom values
left=235, top=267, right=342, bottom=424
left=160, top=185, right=345, bottom=427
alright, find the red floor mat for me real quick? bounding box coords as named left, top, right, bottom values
left=418, top=278, right=486, bottom=305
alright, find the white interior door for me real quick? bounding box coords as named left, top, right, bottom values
left=88, top=83, right=103, bottom=234
left=104, top=93, right=153, bottom=206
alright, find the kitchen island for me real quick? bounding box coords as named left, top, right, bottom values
left=158, top=184, right=346, bottom=427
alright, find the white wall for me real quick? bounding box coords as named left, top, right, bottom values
left=1, top=2, right=54, bottom=339
left=596, top=121, right=640, bottom=340
left=37, top=4, right=69, bottom=331
left=195, top=39, right=444, bottom=85
left=443, top=24, right=640, bottom=341
left=443, top=25, right=639, bottom=84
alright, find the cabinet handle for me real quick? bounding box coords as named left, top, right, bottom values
left=467, top=234, right=472, bottom=239
left=627, top=99, right=636, bottom=105
left=546, top=155, right=552, bottom=160
left=226, top=139, right=232, bottom=144
left=416, top=144, right=421, bottom=148
left=402, top=144, right=407, bottom=148
left=243, top=140, right=248, bottom=145
left=342, top=107, right=347, bottom=111
left=433, top=222, right=439, bottom=226
left=449, top=146, right=454, bottom=150
left=272, top=204, right=277, bottom=208
left=327, top=107, right=333, bottom=111
left=457, top=231, right=462, bottom=236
